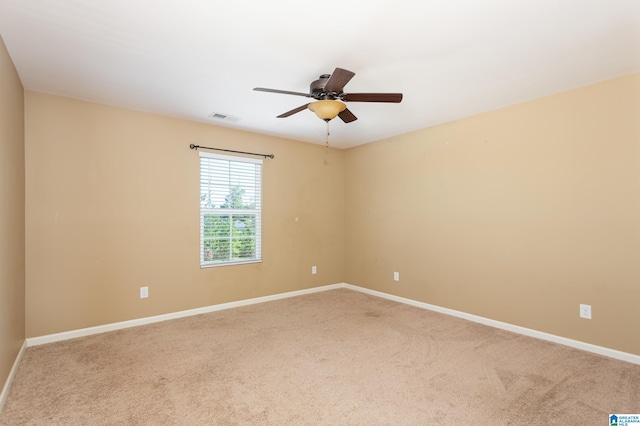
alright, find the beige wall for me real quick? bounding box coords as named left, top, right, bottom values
left=344, top=73, right=640, bottom=355
left=22, top=72, right=640, bottom=357
left=25, top=92, right=344, bottom=337
left=0, top=35, right=25, bottom=392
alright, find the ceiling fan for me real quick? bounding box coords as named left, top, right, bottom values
left=254, top=67, right=403, bottom=123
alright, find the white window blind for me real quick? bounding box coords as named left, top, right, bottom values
left=199, top=152, right=262, bottom=267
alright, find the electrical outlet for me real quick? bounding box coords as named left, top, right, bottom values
left=580, top=304, right=591, bottom=319
left=312, top=266, right=317, bottom=275
left=394, top=272, right=399, bottom=282
left=140, top=286, right=149, bottom=299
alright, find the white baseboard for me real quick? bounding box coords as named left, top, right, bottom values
left=343, top=283, right=640, bottom=366
left=26, top=283, right=344, bottom=347
left=25, top=282, right=640, bottom=366
left=0, top=340, right=27, bottom=413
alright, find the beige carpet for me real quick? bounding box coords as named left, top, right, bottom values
left=1, top=289, right=639, bottom=425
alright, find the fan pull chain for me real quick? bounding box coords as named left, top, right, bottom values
left=325, top=120, right=330, bottom=148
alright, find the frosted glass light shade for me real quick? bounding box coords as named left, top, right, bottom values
left=308, top=100, right=347, bottom=121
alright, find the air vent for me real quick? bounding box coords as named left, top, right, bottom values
left=208, top=112, right=239, bottom=122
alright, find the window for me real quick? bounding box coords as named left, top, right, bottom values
left=199, top=152, right=262, bottom=267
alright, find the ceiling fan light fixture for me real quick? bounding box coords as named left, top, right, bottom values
left=308, top=100, right=346, bottom=121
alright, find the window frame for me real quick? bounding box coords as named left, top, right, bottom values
left=199, top=151, right=262, bottom=268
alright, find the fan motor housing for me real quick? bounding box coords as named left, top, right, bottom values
left=310, top=74, right=333, bottom=98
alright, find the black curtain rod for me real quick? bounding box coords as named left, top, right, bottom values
left=190, top=144, right=275, bottom=159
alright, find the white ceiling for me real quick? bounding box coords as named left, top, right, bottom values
left=1, top=0, right=639, bottom=149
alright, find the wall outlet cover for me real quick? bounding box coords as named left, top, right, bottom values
left=580, top=304, right=591, bottom=319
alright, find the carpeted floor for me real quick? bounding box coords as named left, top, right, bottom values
left=1, top=288, right=639, bottom=425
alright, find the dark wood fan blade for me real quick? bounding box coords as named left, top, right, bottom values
left=344, top=93, right=403, bottom=103
left=277, top=103, right=310, bottom=118
left=324, top=68, right=355, bottom=93
left=338, top=108, right=357, bottom=123
left=254, top=87, right=312, bottom=98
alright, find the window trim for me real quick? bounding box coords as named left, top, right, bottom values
left=199, top=151, right=262, bottom=268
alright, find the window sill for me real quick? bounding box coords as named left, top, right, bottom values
left=200, top=259, right=262, bottom=269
